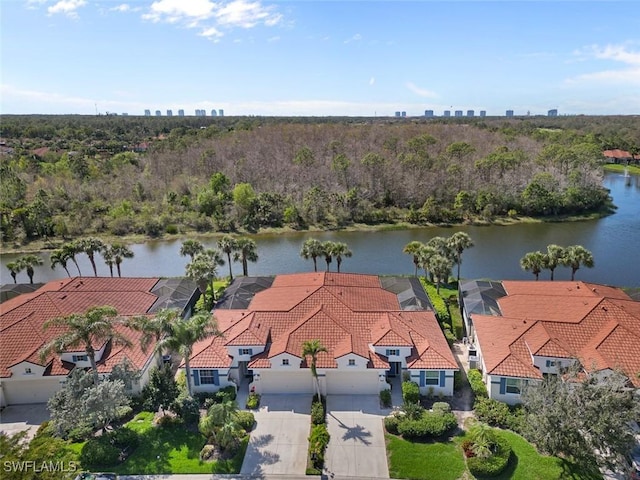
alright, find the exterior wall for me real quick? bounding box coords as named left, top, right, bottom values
left=8, top=361, right=48, bottom=378
left=189, top=367, right=235, bottom=394
left=269, top=353, right=302, bottom=370
left=325, top=370, right=383, bottom=394
left=253, top=369, right=315, bottom=394
left=0, top=375, right=66, bottom=405
left=409, top=369, right=456, bottom=397
left=371, top=346, right=412, bottom=368
left=487, top=374, right=523, bottom=405
left=60, top=342, right=108, bottom=367
left=227, top=345, right=266, bottom=367
left=335, top=353, right=368, bottom=370
left=531, top=355, right=576, bottom=375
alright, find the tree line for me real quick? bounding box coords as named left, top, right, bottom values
left=1, top=115, right=623, bottom=248
left=520, top=244, right=594, bottom=281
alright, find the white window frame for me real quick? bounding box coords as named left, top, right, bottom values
left=424, top=371, right=439, bottom=385
left=199, top=369, right=218, bottom=385
left=72, top=354, right=88, bottom=362
left=505, top=378, right=521, bottom=394
left=386, top=349, right=399, bottom=356
left=240, top=348, right=253, bottom=356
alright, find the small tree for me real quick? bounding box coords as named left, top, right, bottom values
left=5, top=261, right=22, bottom=284
left=180, top=239, right=205, bottom=260
left=302, top=339, right=327, bottom=401
left=520, top=251, right=545, bottom=280
left=300, top=238, right=324, bottom=272
left=17, top=254, right=43, bottom=284
left=561, top=245, right=594, bottom=281
left=403, top=241, right=424, bottom=277
left=142, top=364, right=180, bottom=413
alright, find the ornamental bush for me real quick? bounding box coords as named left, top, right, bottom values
left=235, top=411, right=256, bottom=432
left=466, top=436, right=512, bottom=477
left=397, top=411, right=457, bottom=439
left=380, top=389, right=392, bottom=408
left=384, top=415, right=401, bottom=434
left=432, top=402, right=451, bottom=414
left=308, top=423, right=330, bottom=469
left=474, top=397, right=525, bottom=432
left=468, top=369, right=488, bottom=398
left=311, top=401, right=325, bottom=425
left=402, top=381, right=420, bottom=404
left=246, top=393, right=260, bottom=409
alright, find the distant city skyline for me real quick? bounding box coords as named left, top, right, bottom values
left=1, top=1, right=639, bottom=116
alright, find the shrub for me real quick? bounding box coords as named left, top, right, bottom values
left=432, top=402, right=451, bottom=414
left=235, top=411, right=256, bottom=432
left=165, top=224, right=179, bottom=234
left=173, top=395, right=200, bottom=425
left=402, top=371, right=411, bottom=382
left=80, top=438, right=120, bottom=468
left=246, top=393, right=260, bottom=409
left=68, top=423, right=94, bottom=442
left=308, top=423, right=330, bottom=469
left=397, top=411, right=457, bottom=440
left=474, top=397, right=510, bottom=428
left=379, top=389, right=392, bottom=408
left=384, top=415, right=400, bottom=434
left=402, top=381, right=420, bottom=404
left=218, top=385, right=237, bottom=400
left=311, top=401, right=325, bottom=425
left=402, top=401, right=424, bottom=420
left=422, top=281, right=452, bottom=326
left=109, top=427, right=139, bottom=451
left=466, top=435, right=512, bottom=477
left=444, top=327, right=457, bottom=346
left=468, top=369, right=488, bottom=398
left=200, top=444, right=217, bottom=461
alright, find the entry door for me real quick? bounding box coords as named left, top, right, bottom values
left=389, top=362, right=401, bottom=376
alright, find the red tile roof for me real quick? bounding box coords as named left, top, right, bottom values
left=194, top=272, right=457, bottom=372
left=0, top=277, right=163, bottom=378
left=472, top=281, right=640, bottom=386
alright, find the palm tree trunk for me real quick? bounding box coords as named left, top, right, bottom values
left=337, top=259, right=342, bottom=273
left=550, top=269, right=555, bottom=281
left=116, top=262, right=122, bottom=278
left=185, top=359, right=193, bottom=397
left=89, top=353, right=100, bottom=384
left=226, top=252, right=233, bottom=281
left=312, top=257, right=318, bottom=272
left=63, top=266, right=71, bottom=277
left=11, top=272, right=17, bottom=284
left=571, top=269, right=577, bottom=281
left=456, top=255, right=462, bottom=282
left=108, top=265, right=114, bottom=277
left=72, top=258, right=82, bottom=276
left=89, top=255, right=98, bottom=276
left=242, top=257, right=248, bottom=276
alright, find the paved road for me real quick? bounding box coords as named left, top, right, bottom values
left=0, top=403, right=49, bottom=440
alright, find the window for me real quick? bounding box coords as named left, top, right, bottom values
left=282, top=358, right=289, bottom=366
left=72, top=354, right=88, bottom=362
left=24, top=367, right=32, bottom=374
left=505, top=378, right=521, bottom=394
left=424, top=371, right=440, bottom=385
left=386, top=349, right=399, bottom=357
left=199, top=369, right=219, bottom=385
left=348, top=359, right=356, bottom=366
left=545, top=360, right=556, bottom=368
left=240, top=348, right=253, bottom=356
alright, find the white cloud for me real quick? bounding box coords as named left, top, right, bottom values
left=344, top=33, right=362, bottom=44
left=567, top=43, right=640, bottom=86
left=215, top=0, right=281, bottom=28
left=111, top=4, right=131, bottom=13
left=47, top=0, right=86, bottom=18
left=143, top=0, right=216, bottom=23
left=200, top=27, right=223, bottom=39
left=405, top=82, right=438, bottom=98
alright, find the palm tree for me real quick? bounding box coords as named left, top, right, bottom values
left=50, top=249, right=72, bottom=278
left=186, top=250, right=224, bottom=309
left=217, top=235, right=237, bottom=281
left=62, top=241, right=82, bottom=276
left=180, top=239, right=204, bottom=260
left=154, top=311, right=220, bottom=396
left=300, top=238, right=324, bottom=272
left=561, top=245, right=594, bottom=281
left=101, top=246, right=115, bottom=277
left=127, top=308, right=181, bottom=354
left=217, top=420, right=241, bottom=451
left=78, top=237, right=105, bottom=276
left=520, top=251, right=545, bottom=280
left=17, top=254, right=44, bottom=284
left=429, top=254, right=453, bottom=294
left=233, top=237, right=258, bottom=276
left=402, top=241, right=424, bottom=277
left=417, top=244, right=437, bottom=281
left=330, top=242, right=352, bottom=273
left=320, top=241, right=335, bottom=272
left=469, top=422, right=497, bottom=459
left=302, top=339, right=328, bottom=401
left=543, top=244, right=564, bottom=281
left=447, top=232, right=474, bottom=283
left=39, top=306, right=131, bottom=384
left=6, top=261, right=23, bottom=284
left=110, top=243, right=134, bottom=277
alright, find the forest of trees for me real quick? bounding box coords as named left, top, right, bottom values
left=1, top=114, right=638, bottom=248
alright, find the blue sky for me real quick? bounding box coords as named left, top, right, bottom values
left=1, top=0, right=639, bottom=116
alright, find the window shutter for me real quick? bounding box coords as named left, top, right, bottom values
left=499, top=377, right=506, bottom=395
left=193, top=370, right=200, bottom=386
left=419, top=371, right=426, bottom=387
left=439, top=371, right=446, bottom=387
left=213, top=370, right=219, bottom=386
left=248, top=348, right=253, bottom=355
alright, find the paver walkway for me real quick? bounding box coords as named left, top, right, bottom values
left=324, top=395, right=389, bottom=479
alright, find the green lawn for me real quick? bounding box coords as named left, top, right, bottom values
left=387, top=430, right=601, bottom=480
left=76, top=412, right=246, bottom=475
left=386, top=434, right=466, bottom=480
left=603, top=163, right=640, bottom=175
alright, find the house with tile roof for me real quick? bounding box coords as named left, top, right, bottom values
left=0, top=277, right=198, bottom=406
left=187, top=272, right=458, bottom=397
left=460, top=280, right=640, bottom=404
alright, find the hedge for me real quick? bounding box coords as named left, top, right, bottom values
left=397, top=411, right=457, bottom=440
left=235, top=411, right=256, bottom=432
left=474, top=397, right=525, bottom=432
left=466, top=435, right=512, bottom=477
left=311, top=401, right=325, bottom=425
left=421, top=280, right=452, bottom=326
left=384, top=415, right=400, bottom=434
left=468, top=369, right=488, bottom=398
left=308, top=424, right=330, bottom=469
left=402, top=381, right=420, bottom=404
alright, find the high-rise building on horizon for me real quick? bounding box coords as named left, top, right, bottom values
left=480, top=110, right=487, bottom=117
left=178, top=109, right=184, bottom=117
left=455, top=110, right=463, bottom=117
left=211, top=109, right=218, bottom=117
left=401, top=111, right=406, bottom=117
left=548, top=109, right=558, bottom=117
left=155, top=110, right=161, bottom=116
left=467, top=110, right=474, bottom=117
left=443, top=110, right=451, bottom=117
left=144, top=109, right=151, bottom=116
left=425, top=110, right=434, bottom=117
left=219, top=109, right=224, bottom=117
left=506, top=110, right=514, bottom=117
left=395, top=111, right=401, bottom=117
left=167, top=109, right=173, bottom=117
left=195, top=109, right=206, bottom=116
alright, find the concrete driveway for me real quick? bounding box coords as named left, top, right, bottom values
left=325, top=395, right=389, bottom=478
left=0, top=403, right=49, bottom=440
left=241, top=394, right=311, bottom=475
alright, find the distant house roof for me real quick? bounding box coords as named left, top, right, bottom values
left=215, top=277, right=274, bottom=310
left=0, top=283, right=44, bottom=303
left=603, top=149, right=640, bottom=160
left=468, top=280, right=640, bottom=387
left=189, top=272, right=456, bottom=371
left=460, top=279, right=507, bottom=316
left=0, top=277, right=198, bottom=378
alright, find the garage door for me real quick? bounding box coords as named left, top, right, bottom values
left=259, top=371, right=315, bottom=394
left=4, top=378, right=63, bottom=405
left=326, top=371, right=379, bottom=395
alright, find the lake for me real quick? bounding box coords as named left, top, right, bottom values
left=2, top=172, right=639, bottom=287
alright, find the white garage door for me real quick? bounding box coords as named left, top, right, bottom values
left=4, top=378, right=63, bottom=405
left=326, top=371, right=379, bottom=395
left=259, top=371, right=315, bottom=394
